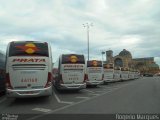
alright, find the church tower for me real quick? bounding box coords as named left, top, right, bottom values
left=106, top=50, right=113, bottom=63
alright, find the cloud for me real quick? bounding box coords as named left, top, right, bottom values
left=155, top=57, right=160, bottom=67
left=0, top=0, right=159, bottom=65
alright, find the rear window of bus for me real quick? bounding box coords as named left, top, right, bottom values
left=62, top=54, right=85, bottom=64
left=103, top=64, right=113, bottom=69
left=114, top=67, right=120, bottom=70
left=121, top=68, right=128, bottom=71
left=9, top=42, right=49, bottom=57
left=87, top=61, right=102, bottom=67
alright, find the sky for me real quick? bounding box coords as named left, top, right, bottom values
left=0, top=0, right=159, bottom=65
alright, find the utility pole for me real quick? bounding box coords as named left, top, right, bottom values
left=83, top=23, right=93, bottom=61
left=101, top=51, right=105, bottom=64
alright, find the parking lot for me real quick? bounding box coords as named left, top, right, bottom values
left=0, top=76, right=160, bottom=120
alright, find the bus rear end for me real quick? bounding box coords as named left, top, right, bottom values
left=103, top=63, right=114, bottom=83
left=136, top=70, right=140, bottom=79
left=86, top=60, right=103, bottom=86
left=114, top=66, right=121, bottom=82
left=56, top=54, right=86, bottom=90
left=121, top=67, right=129, bottom=81
left=6, top=41, right=53, bottom=98
left=128, top=68, right=134, bottom=80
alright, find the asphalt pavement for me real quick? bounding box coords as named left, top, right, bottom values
left=0, top=77, right=160, bottom=120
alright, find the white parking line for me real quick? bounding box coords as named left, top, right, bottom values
left=0, top=97, right=6, bottom=103
left=27, top=82, right=134, bottom=120
left=32, top=108, right=52, bottom=113
left=95, top=91, right=104, bottom=93
left=76, top=97, right=89, bottom=99
left=53, top=91, right=74, bottom=105
left=53, top=92, right=61, bottom=103
left=59, top=101, right=74, bottom=104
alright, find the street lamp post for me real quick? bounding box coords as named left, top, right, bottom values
left=101, top=51, right=105, bottom=64
left=83, top=23, right=93, bottom=61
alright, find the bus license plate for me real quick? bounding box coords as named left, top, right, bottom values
left=69, top=78, right=78, bottom=80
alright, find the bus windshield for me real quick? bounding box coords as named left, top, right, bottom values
left=103, top=64, right=114, bottom=69
left=87, top=60, right=102, bottom=67
left=62, top=54, right=85, bottom=64
left=9, top=41, right=49, bottom=57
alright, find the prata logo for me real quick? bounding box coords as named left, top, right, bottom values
left=15, top=43, right=39, bottom=54
left=69, top=55, right=78, bottom=63
left=92, top=60, right=98, bottom=67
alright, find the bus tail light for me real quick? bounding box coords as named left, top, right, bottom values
left=5, top=73, right=13, bottom=89
left=84, top=74, right=88, bottom=82
left=45, top=72, right=52, bottom=88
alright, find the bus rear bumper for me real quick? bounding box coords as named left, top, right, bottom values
left=6, top=86, right=52, bottom=98
left=104, top=79, right=114, bottom=83
left=58, top=83, right=86, bottom=90
left=121, top=78, right=129, bottom=81
left=113, top=78, right=121, bottom=82
left=86, top=80, right=104, bottom=85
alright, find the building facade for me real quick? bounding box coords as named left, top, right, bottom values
left=106, top=49, right=159, bottom=74
left=0, top=51, right=5, bottom=69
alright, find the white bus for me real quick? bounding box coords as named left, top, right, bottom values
left=136, top=70, right=141, bottom=79
left=128, top=68, right=135, bottom=80
left=53, top=54, right=86, bottom=91
left=103, top=63, right=114, bottom=83
left=5, top=41, right=53, bottom=98
left=113, top=66, right=121, bottom=82
left=86, top=60, right=103, bottom=86
left=134, top=70, right=140, bottom=79
left=121, top=67, right=129, bottom=81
